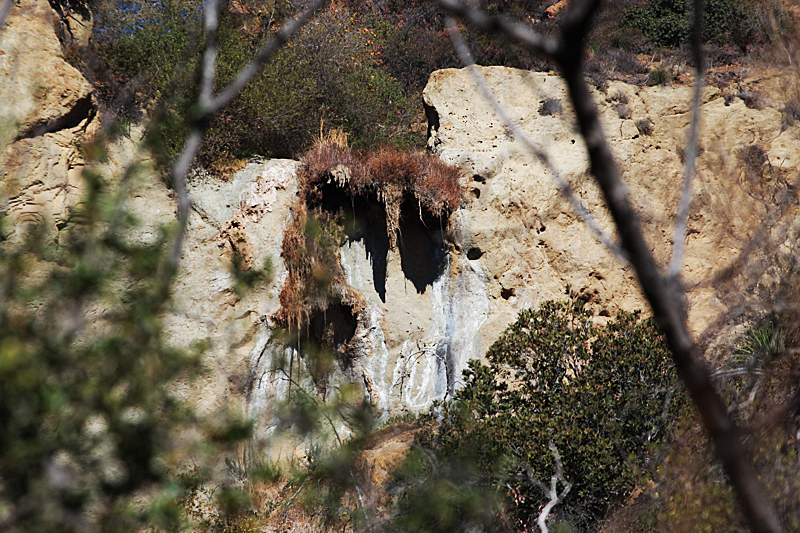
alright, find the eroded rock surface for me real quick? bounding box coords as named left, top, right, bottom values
left=4, top=0, right=799, bottom=434
left=424, top=66, right=800, bottom=357
left=0, top=0, right=97, bottom=243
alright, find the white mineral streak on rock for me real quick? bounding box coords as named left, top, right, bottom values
left=338, top=231, right=489, bottom=416
left=360, top=305, right=390, bottom=409
left=172, top=159, right=299, bottom=419
left=7, top=2, right=800, bottom=436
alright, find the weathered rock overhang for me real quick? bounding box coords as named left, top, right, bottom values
left=271, top=142, right=464, bottom=394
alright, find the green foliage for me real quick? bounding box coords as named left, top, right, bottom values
left=0, top=163, right=203, bottom=530
left=623, top=0, right=691, bottom=49
left=648, top=67, right=673, bottom=86
left=91, top=1, right=203, bottom=166
left=387, top=443, right=505, bottom=533
left=202, top=8, right=418, bottom=163
left=399, top=298, right=685, bottom=531
left=91, top=4, right=422, bottom=168
left=733, top=318, right=786, bottom=366
left=622, top=0, right=776, bottom=49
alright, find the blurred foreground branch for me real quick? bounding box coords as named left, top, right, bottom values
left=439, top=0, right=783, bottom=531
left=167, top=0, right=326, bottom=288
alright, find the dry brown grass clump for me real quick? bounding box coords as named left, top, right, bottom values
left=302, top=143, right=462, bottom=208
left=274, top=140, right=462, bottom=359
left=367, top=148, right=463, bottom=214
left=274, top=205, right=356, bottom=330
left=300, top=143, right=462, bottom=247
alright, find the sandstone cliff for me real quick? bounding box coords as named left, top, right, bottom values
left=1, top=0, right=96, bottom=244
left=3, top=0, right=799, bottom=432
left=423, top=66, right=800, bottom=355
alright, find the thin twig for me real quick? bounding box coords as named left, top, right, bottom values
left=445, top=18, right=626, bottom=260
left=282, top=477, right=309, bottom=521
left=668, top=0, right=705, bottom=279
left=0, top=0, right=12, bottom=31
left=199, top=0, right=221, bottom=110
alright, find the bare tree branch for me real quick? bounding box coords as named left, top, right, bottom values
left=526, top=442, right=571, bottom=533
left=165, top=0, right=326, bottom=286
left=439, top=0, right=784, bottom=530
left=668, top=0, right=705, bottom=278
left=199, top=0, right=221, bottom=110
left=445, top=18, right=626, bottom=260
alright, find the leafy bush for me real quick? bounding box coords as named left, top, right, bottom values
left=203, top=8, right=420, bottom=164
left=372, top=14, right=459, bottom=93
left=622, top=0, right=779, bottom=50
left=0, top=163, right=205, bottom=531
left=623, top=0, right=691, bottom=49
left=399, top=298, right=685, bottom=531
left=91, top=4, right=422, bottom=169
left=604, top=315, right=800, bottom=533
left=0, top=134, right=272, bottom=530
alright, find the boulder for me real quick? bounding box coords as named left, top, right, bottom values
left=0, top=0, right=96, bottom=243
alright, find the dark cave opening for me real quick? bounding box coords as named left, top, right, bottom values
left=467, top=247, right=483, bottom=260
left=306, top=301, right=358, bottom=352
left=310, top=181, right=390, bottom=301
left=308, top=181, right=451, bottom=300
left=398, top=195, right=449, bottom=294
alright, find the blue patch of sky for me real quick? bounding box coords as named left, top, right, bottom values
left=93, top=0, right=204, bottom=42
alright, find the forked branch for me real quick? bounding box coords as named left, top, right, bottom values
left=166, top=0, right=326, bottom=287
left=526, top=442, right=571, bottom=533
left=439, top=0, right=783, bottom=531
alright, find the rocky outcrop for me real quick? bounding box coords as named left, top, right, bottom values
left=0, top=0, right=96, bottom=242
left=424, top=66, right=800, bottom=354
left=3, top=0, right=799, bottom=433
left=248, top=66, right=800, bottom=424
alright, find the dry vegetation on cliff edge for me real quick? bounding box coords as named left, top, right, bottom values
left=274, top=134, right=462, bottom=345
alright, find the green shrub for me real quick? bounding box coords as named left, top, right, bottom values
left=648, top=67, right=672, bottom=86
left=623, top=0, right=690, bottom=49
left=91, top=4, right=422, bottom=169
left=398, top=298, right=685, bottom=531
left=0, top=165, right=206, bottom=531
left=611, top=314, right=800, bottom=533
left=622, top=0, right=777, bottom=50
left=211, top=11, right=419, bottom=162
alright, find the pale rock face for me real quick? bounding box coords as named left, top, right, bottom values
left=335, top=232, right=489, bottom=415
left=4, top=0, right=800, bottom=431
left=0, top=0, right=96, bottom=243
left=424, top=66, right=800, bottom=357
left=168, top=159, right=301, bottom=420
left=0, top=0, right=94, bottom=143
